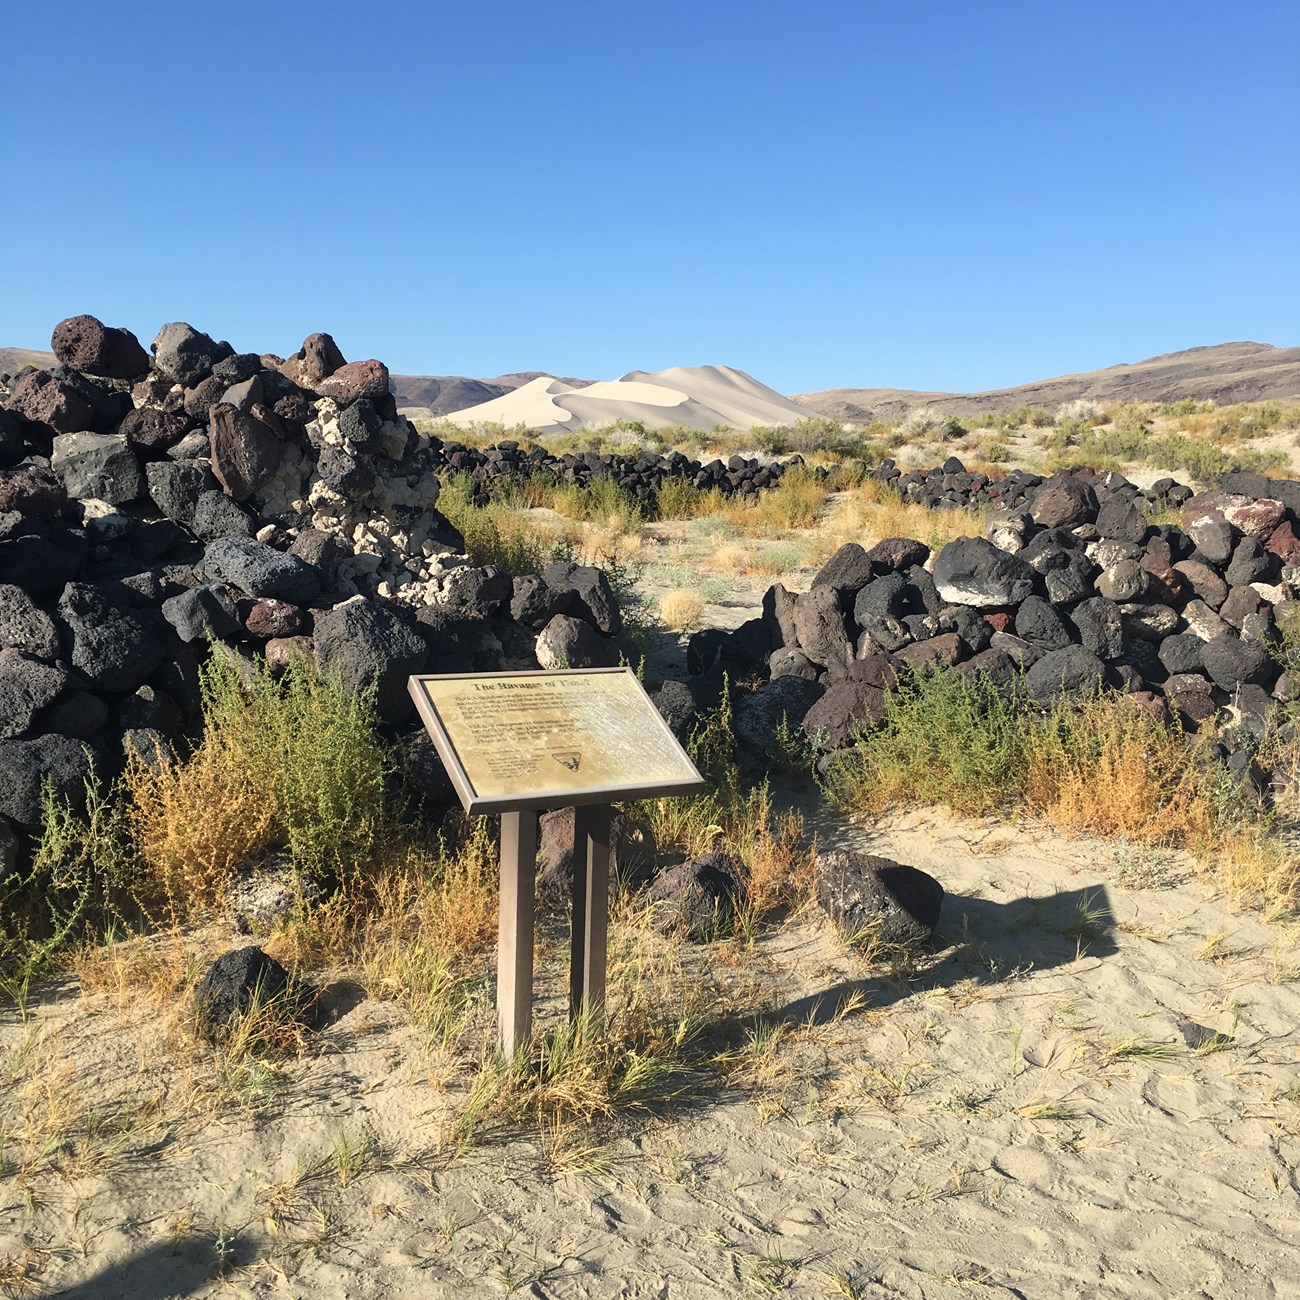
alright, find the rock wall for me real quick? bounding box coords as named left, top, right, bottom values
left=0, top=316, right=631, bottom=873
left=688, top=466, right=1300, bottom=790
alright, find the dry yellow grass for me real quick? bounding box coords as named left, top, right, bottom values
left=658, top=588, right=707, bottom=631
left=1024, top=702, right=1215, bottom=845
left=817, top=478, right=987, bottom=557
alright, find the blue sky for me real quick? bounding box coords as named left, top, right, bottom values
left=2, top=0, right=1297, bottom=393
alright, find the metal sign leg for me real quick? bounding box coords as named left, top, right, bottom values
left=570, top=804, right=612, bottom=1020
left=498, top=810, right=538, bottom=1057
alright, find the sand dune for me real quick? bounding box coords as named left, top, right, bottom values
left=437, top=364, right=821, bottom=433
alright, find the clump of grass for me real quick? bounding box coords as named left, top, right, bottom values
left=720, top=466, right=828, bottom=533
left=658, top=588, right=708, bottom=632
left=437, top=470, right=578, bottom=573
left=818, top=477, right=986, bottom=555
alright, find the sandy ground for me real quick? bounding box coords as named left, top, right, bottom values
left=4, top=801, right=1300, bottom=1300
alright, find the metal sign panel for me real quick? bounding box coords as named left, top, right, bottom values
left=408, top=667, right=706, bottom=814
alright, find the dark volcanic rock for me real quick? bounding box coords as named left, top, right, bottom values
left=5, top=369, right=95, bottom=434
left=51, top=433, right=144, bottom=505
left=57, top=582, right=166, bottom=692
left=541, top=562, right=621, bottom=636
left=1201, top=632, right=1273, bottom=691
left=811, top=543, right=875, bottom=596
left=0, top=583, right=59, bottom=659
left=204, top=538, right=320, bottom=603
left=162, top=584, right=241, bottom=643
left=816, top=851, right=943, bottom=946
left=0, top=650, right=66, bottom=739
left=313, top=599, right=427, bottom=723
left=193, top=946, right=292, bottom=1039
left=793, top=583, right=851, bottom=669
left=1029, top=473, right=1097, bottom=528
left=733, top=676, right=824, bottom=759
left=152, top=322, right=230, bottom=387
left=1025, top=645, right=1106, bottom=703
left=534, top=613, right=620, bottom=669
left=801, top=680, right=888, bottom=750
left=933, top=537, right=1035, bottom=608
left=0, top=734, right=94, bottom=827
left=646, top=852, right=747, bottom=940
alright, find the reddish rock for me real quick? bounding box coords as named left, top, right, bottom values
left=244, top=599, right=306, bottom=639
left=1139, top=536, right=1184, bottom=604
left=1118, top=690, right=1168, bottom=723
left=5, top=369, right=94, bottom=433
left=183, top=374, right=227, bottom=420
left=0, top=465, right=68, bottom=518
left=847, top=651, right=899, bottom=690
left=801, top=681, right=889, bottom=750
left=280, top=333, right=346, bottom=389
left=208, top=403, right=282, bottom=501
left=1029, top=473, right=1097, bottom=528
left=894, top=632, right=962, bottom=671
left=1266, top=519, right=1300, bottom=564
left=50, top=314, right=149, bottom=379
left=984, top=611, right=1013, bottom=633
left=120, top=406, right=190, bottom=451
left=1222, top=498, right=1286, bottom=541
left=315, top=359, right=389, bottom=407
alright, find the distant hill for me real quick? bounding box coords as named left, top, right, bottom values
left=790, top=343, right=1300, bottom=424
left=0, top=347, right=55, bottom=379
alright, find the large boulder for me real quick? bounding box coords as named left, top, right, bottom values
left=208, top=403, right=282, bottom=501
left=1029, top=473, right=1097, bottom=528
left=816, top=851, right=943, bottom=946
left=313, top=599, right=427, bottom=723
left=50, top=315, right=149, bottom=379
left=811, top=543, right=875, bottom=596
left=152, top=322, right=230, bottom=387
left=1025, top=645, right=1106, bottom=703
left=800, top=680, right=889, bottom=750
left=541, top=562, right=621, bottom=635
left=56, top=582, right=166, bottom=693
left=203, top=538, right=321, bottom=603
left=534, top=613, right=620, bottom=669
left=0, top=734, right=94, bottom=827
left=1201, top=632, right=1273, bottom=691
left=4, top=369, right=95, bottom=434
left=0, top=464, right=68, bottom=519
left=0, top=650, right=67, bottom=740
left=733, top=676, right=824, bottom=760
left=793, top=583, right=851, bottom=668
left=0, top=583, right=60, bottom=660
left=932, top=537, right=1035, bottom=608
left=162, top=585, right=241, bottom=643
left=50, top=432, right=144, bottom=505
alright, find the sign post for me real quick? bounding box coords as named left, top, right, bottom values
left=408, top=667, right=705, bottom=1056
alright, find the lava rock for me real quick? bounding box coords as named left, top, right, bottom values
left=811, top=543, right=875, bottom=596
left=534, top=613, right=621, bottom=670
left=646, top=852, right=748, bottom=941
left=1025, top=645, right=1107, bottom=703
left=0, top=734, right=94, bottom=826
left=51, top=315, right=150, bottom=379
left=313, top=599, right=428, bottom=723
left=541, top=562, right=621, bottom=636
left=733, top=675, right=824, bottom=759
left=932, top=537, right=1035, bottom=608
left=800, top=680, right=888, bottom=750
left=152, top=322, right=230, bottom=387
left=162, top=584, right=241, bottom=643
left=208, top=404, right=282, bottom=502
left=204, top=538, right=321, bottom=603
left=0, top=650, right=67, bottom=740
left=192, top=946, right=292, bottom=1039
left=816, top=851, right=943, bottom=946
left=51, top=432, right=144, bottom=505
left=0, top=583, right=59, bottom=659
left=793, top=584, right=852, bottom=669
left=0, top=465, right=68, bottom=519
left=1201, top=632, right=1273, bottom=691
left=56, top=582, right=166, bottom=692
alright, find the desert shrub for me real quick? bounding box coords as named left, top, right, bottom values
left=721, top=465, right=827, bottom=532
left=1024, top=700, right=1213, bottom=842
left=826, top=665, right=1029, bottom=816
left=658, top=589, right=707, bottom=632
left=897, top=409, right=962, bottom=440
left=654, top=477, right=726, bottom=520
left=438, top=471, right=575, bottom=573
left=126, top=655, right=391, bottom=910
left=1056, top=398, right=1106, bottom=424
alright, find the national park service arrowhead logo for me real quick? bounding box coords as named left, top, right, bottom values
left=551, top=750, right=582, bottom=772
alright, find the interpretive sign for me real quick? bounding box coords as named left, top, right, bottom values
left=407, top=667, right=705, bottom=1055
left=408, top=667, right=705, bottom=813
